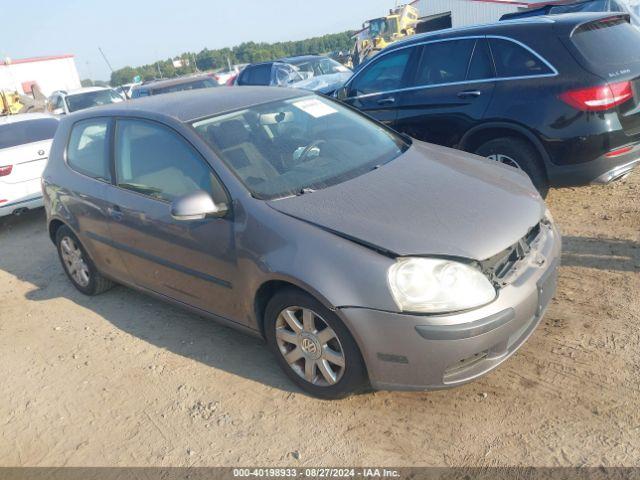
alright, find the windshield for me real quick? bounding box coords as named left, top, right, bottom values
left=0, top=118, right=58, bottom=149
left=152, top=78, right=217, bottom=95
left=65, top=90, right=122, bottom=113
left=289, top=57, right=351, bottom=76
left=369, top=18, right=390, bottom=37
left=192, top=95, right=409, bottom=200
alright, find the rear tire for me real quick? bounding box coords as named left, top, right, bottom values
left=475, top=137, right=549, bottom=197
left=55, top=225, right=114, bottom=296
left=265, top=288, right=368, bottom=399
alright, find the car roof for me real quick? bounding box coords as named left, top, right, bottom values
left=71, top=86, right=309, bottom=123
left=65, top=87, right=112, bottom=96
left=135, top=74, right=215, bottom=90
left=383, top=11, right=628, bottom=51
left=279, top=55, right=325, bottom=63
left=0, top=112, right=58, bottom=125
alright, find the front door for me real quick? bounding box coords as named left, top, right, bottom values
left=342, top=46, right=418, bottom=126
left=105, top=118, right=237, bottom=320
left=394, top=38, right=496, bottom=148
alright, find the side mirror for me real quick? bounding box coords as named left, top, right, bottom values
left=52, top=108, right=65, bottom=115
left=171, top=190, right=228, bottom=221
left=335, top=87, right=348, bottom=100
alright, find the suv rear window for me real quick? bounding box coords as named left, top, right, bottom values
left=489, top=39, right=554, bottom=78
left=0, top=118, right=58, bottom=149
left=238, top=64, right=273, bottom=86
left=571, top=16, right=640, bottom=68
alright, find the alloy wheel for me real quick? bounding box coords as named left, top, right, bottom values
left=275, top=306, right=346, bottom=387
left=60, top=236, right=91, bottom=287
left=487, top=153, right=522, bottom=170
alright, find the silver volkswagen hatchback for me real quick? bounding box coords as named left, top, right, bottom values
left=43, top=87, right=560, bottom=399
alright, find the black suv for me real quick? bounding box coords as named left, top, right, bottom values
left=337, top=13, right=640, bottom=194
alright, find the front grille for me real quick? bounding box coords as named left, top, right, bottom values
left=481, top=222, right=542, bottom=284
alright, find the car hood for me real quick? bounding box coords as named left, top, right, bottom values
left=267, top=141, right=545, bottom=260
left=290, top=71, right=353, bottom=94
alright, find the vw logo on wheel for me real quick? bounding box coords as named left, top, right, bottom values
left=301, top=337, right=317, bottom=355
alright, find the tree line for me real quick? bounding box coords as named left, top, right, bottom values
left=108, top=31, right=354, bottom=86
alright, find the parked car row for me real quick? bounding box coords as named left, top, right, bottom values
left=234, top=55, right=352, bottom=95
left=2, top=11, right=636, bottom=399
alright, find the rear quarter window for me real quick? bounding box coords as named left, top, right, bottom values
left=0, top=118, right=59, bottom=149
left=489, top=38, right=554, bottom=78
left=66, top=119, right=111, bottom=182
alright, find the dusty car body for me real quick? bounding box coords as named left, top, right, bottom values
left=42, top=87, right=560, bottom=398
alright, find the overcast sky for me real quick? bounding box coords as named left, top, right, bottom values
left=2, top=0, right=397, bottom=81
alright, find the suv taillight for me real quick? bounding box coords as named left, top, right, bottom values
left=559, top=81, right=633, bottom=112
left=0, top=165, right=13, bottom=177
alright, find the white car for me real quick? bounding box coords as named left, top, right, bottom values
left=47, top=87, right=124, bottom=115
left=0, top=113, right=59, bottom=217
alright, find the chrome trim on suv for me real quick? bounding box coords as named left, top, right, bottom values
left=343, top=35, right=558, bottom=101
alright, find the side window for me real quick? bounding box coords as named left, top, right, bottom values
left=489, top=38, right=553, bottom=78
left=66, top=119, right=111, bottom=182
left=114, top=119, right=226, bottom=204
left=467, top=39, right=495, bottom=81
left=348, top=49, right=412, bottom=96
left=412, top=39, right=475, bottom=86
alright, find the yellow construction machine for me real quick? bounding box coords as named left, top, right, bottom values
left=1, top=90, right=24, bottom=116
left=352, top=4, right=420, bottom=67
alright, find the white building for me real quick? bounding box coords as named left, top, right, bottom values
left=0, top=55, right=82, bottom=97
left=414, top=0, right=564, bottom=29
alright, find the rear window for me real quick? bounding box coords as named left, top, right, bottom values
left=151, top=78, right=217, bottom=95
left=238, top=64, right=273, bottom=86
left=0, top=118, right=58, bottom=149
left=571, top=17, right=640, bottom=68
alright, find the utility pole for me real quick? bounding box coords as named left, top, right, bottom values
left=98, top=47, right=114, bottom=73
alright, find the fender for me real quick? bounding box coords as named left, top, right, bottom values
left=458, top=121, right=553, bottom=169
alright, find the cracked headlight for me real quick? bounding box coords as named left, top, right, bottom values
left=388, top=258, right=496, bottom=314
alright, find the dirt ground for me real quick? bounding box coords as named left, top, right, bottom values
left=0, top=171, right=638, bottom=468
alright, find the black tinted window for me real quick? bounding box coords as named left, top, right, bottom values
left=238, top=64, right=273, bottom=86
left=114, top=119, right=226, bottom=203
left=349, top=49, right=411, bottom=95
left=571, top=17, right=640, bottom=68
left=413, top=39, right=475, bottom=86
left=489, top=39, right=553, bottom=77
left=0, top=118, right=58, bottom=149
left=467, top=40, right=495, bottom=81
left=67, top=119, right=110, bottom=182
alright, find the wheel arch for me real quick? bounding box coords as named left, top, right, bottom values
left=253, top=277, right=340, bottom=339
left=459, top=122, right=552, bottom=170
left=48, top=217, right=68, bottom=244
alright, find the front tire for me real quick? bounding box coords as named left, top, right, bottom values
left=265, top=288, right=368, bottom=399
left=55, top=225, right=114, bottom=296
left=475, top=137, right=549, bottom=197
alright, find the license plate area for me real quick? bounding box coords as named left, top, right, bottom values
left=537, top=261, right=559, bottom=317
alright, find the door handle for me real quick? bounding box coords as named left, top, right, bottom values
left=457, top=90, right=482, bottom=98
left=108, top=205, right=123, bottom=221
left=376, top=97, right=396, bottom=105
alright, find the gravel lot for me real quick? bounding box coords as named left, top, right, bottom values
left=0, top=171, right=638, bottom=467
